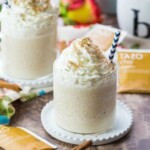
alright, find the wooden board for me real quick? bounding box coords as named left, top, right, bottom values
left=10, top=93, right=150, bottom=150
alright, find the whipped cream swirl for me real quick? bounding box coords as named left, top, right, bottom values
left=1, top=0, right=58, bottom=29
left=56, top=38, right=115, bottom=85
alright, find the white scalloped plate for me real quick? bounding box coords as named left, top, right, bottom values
left=41, top=100, right=133, bottom=145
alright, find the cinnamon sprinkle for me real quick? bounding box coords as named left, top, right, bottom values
left=68, top=61, right=80, bottom=69
left=13, top=0, right=50, bottom=12
left=79, top=38, right=105, bottom=60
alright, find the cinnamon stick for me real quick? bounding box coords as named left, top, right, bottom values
left=0, top=80, right=22, bottom=92
left=71, top=140, right=93, bottom=150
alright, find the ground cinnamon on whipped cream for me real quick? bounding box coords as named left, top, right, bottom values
left=12, top=0, right=51, bottom=13
left=55, top=37, right=115, bottom=85
left=2, top=0, right=58, bottom=29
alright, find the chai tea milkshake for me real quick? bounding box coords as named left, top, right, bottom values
left=54, top=38, right=116, bottom=134
left=1, top=0, right=58, bottom=79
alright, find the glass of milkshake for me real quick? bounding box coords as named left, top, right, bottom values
left=1, top=0, right=58, bottom=80
left=53, top=38, right=116, bottom=134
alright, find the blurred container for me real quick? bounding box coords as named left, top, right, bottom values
left=97, top=0, right=116, bottom=14
left=117, top=0, right=150, bottom=38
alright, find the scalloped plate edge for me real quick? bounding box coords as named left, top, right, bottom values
left=41, top=100, right=133, bottom=145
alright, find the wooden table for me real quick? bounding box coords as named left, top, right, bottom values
left=11, top=93, right=150, bottom=150
left=10, top=15, right=150, bottom=149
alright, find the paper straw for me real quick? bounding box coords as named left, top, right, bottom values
left=3, top=0, right=10, bottom=8
left=109, top=31, right=121, bottom=63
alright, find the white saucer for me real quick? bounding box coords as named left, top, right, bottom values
left=0, top=60, right=53, bottom=88
left=41, top=100, right=133, bottom=145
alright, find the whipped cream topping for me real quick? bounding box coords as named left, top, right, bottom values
left=56, top=38, right=115, bottom=85
left=1, top=0, right=58, bottom=29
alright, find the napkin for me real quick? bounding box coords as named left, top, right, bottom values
left=0, top=83, right=53, bottom=125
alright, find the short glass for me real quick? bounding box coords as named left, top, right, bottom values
left=53, top=60, right=117, bottom=134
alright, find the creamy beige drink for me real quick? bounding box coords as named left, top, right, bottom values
left=54, top=38, right=116, bottom=134
left=1, top=0, right=58, bottom=79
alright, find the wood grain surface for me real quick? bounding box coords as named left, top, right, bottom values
left=10, top=15, right=150, bottom=150
left=10, top=93, right=150, bottom=150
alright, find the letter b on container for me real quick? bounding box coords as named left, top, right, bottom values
left=117, top=0, right=150, bottom=38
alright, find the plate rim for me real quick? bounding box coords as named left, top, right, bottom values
left=41, top=100, right=133, bottom=145
left=0, top=60, right=53, bottom=88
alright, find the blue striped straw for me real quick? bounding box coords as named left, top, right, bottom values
left=3, top=0, right=11, bottom=8
left=109, top=31, right=121, bottom=63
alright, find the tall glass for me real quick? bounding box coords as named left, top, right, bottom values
left=1, top=2, right=58, bottom=80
